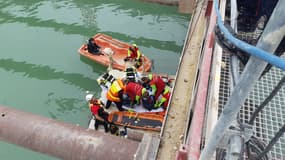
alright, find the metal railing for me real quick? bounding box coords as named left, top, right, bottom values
left=200, top=0, right=285, bottom=159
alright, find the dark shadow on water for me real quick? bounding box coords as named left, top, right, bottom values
left=45, top=96, right=87, bottom=119
left=0, top=58, right=102, bottom=120
left=79, top=55, right=107, bottom=75
left=0, top=1, right=183, bottom=53
left=104, top=31, right=182, bottom=54
left=0, top=58, right=99, bottom=91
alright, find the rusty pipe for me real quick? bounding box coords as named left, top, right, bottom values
left=0, top=106, right=139, bottom=160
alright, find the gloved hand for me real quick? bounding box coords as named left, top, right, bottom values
left=154, top=103, right=159, bottom=108
left=154, top=101, right=160, bottom=108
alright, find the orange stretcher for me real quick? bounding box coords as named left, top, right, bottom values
left=108, top=111, right=164, bottom=132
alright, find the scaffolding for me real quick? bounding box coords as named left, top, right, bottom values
left=200, top=0, right=285, bottom=159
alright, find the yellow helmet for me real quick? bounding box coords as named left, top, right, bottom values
left=132, top=44, right=137, bottom=47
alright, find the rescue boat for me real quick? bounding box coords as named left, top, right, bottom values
left=78, top=33, right=152, bottom=72
left=87, top=69, right=174, bottom=131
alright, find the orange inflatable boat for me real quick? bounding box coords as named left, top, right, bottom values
left=78, top=33, right=152, bottom=72
left=108, top=111, right=164, bottom=132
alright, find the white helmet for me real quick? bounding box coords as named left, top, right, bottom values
left=85, top=94, right=94, bottom=102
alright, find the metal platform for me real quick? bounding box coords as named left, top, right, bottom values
left=218, top=53, right=285, bottom=159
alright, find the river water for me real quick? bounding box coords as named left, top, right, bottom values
left=0, top=0, right=189, bottom=159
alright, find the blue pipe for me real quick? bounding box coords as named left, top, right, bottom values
left=214, top=0, right=285, bottom=71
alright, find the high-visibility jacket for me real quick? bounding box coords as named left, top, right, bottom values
left=149, top=74, right=166, bottom=100
left=125, top=82, right=145, bottom=102
left=90, top=104, right=100, bottom=115
left=128, top=47, right=141, bottom=60
left=106, top=79, right=125, bottom=102
left=155, top=87, right=171, bottom=109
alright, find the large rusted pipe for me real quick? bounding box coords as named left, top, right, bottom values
left=0, top=106, right=139, bottom=160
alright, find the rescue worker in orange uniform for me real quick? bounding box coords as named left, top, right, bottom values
left=106, top=79, right=125, bottom=111
left=124, top=44, right=142, bottom=68
left=141, top=74, right=166, bottom=100
left=125, top=82, right=147, bottom=107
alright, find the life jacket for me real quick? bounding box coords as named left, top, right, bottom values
left=106, top=79, right=124, bottom=102
left=125, top=82, right=144, bottom=101
left=161, top=89, right=171, bottom=109
left=154, top=87, right=171, bottom=109
left=90, top=104, right=100, bottom=115
left=128, top=47, right=140, bottom=59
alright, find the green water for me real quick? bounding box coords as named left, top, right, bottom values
left=0, top=0, right=189, bottom=159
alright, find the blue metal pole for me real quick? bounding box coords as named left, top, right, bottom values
left=214, top=0, right=285, bottom=70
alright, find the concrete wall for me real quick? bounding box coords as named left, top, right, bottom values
left=179, top=0, right=196, bottom=13
left=141, top=0, right=196, bottom=13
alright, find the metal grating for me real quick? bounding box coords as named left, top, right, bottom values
left=217, top=53, right=285, bottom=159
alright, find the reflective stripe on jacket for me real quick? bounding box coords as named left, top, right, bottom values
left=149, top=75, right=166, bottom=100
left=128, top=47, right=141, bottom=59
left=106, top=79, right=124, bottom=102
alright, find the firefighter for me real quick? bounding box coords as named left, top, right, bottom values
left=155, top=86, right=171, bottom=110
left=124, top=44, right=142, bottom=68
left=141, top=74, right=166, bottom=100
left=86, top=95, right=109, bottom=132
left=125, top=82, right=147, bottom=107
left=106, top=79, right=126, bottom=111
